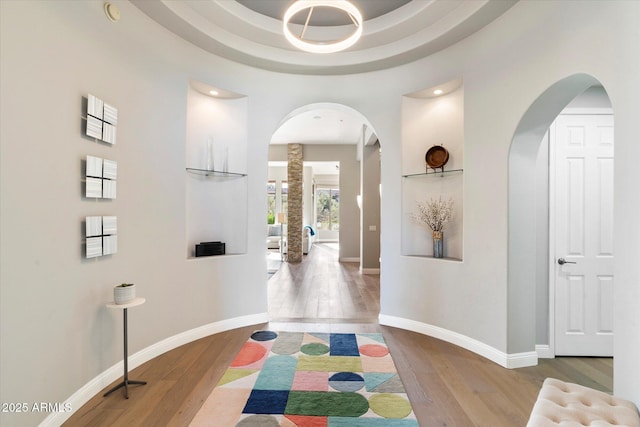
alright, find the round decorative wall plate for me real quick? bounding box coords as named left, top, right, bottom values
left=425, top=145, right=449, bottom=169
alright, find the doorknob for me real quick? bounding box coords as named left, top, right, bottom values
left=557, top=257, right=576, bottom=265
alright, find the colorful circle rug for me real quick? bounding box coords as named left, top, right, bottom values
left=189, top=331, right=419, bottom=426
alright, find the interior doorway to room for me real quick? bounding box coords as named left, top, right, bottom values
left=266, top=102, right=381, bottom=322
left=550, top=106, right=614, bottom=357
left=314, top=176, right=340, bottom=243
left=509, top=78, right=614, bottom=365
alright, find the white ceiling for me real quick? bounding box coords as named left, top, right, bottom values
left=270, top=107, right=364, bottom=145
left=237, top=0, right=412, bottom=26
left=133, top=1, right=516, bottom=146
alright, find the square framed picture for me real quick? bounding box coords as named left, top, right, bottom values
left=86, top=155, right=103, bottom=178
left=103, top=235, right=118, bottom=255
left=102, top=180, right=116, bottom=199
left=86, top=115, right=103, bottom=139
left=86, top=236, right=103, bottom=258
left=86, top=216, right=102, bottom=237
left=103, top=103, right=118, bottom=125
left=86, top=177, right=103, bottom=198
left=102, top=216, right=117, bottom=235
left=87, top=94, right=103, bottom=119
left=103, top=159, right=117, bottom=180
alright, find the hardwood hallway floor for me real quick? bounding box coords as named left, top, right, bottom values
left=268, top=243, right=379, bottom=322
left=65, top=243, right=612, bottom=426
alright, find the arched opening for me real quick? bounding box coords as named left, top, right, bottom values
left=266, top=102, right=381, bottom=321
left=508, top=74, right=613, bottom=361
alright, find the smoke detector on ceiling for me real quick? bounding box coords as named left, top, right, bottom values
left=104, top=2, right=121, bottom=23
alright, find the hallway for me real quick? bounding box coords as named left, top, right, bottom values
left=268, top=243, right=380, bottom=322
left=64, top=244, right=612, bottom=426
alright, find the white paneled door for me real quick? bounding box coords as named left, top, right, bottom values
left=553, top=113, right=614, bottom=356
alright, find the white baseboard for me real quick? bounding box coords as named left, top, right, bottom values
left=535, top=344, right=554, bottom=359
left=39, top=312, right=269, bottom=427
left=360, top=268, right=380, bottom=275
left=379, top=314, right=538, bottom=369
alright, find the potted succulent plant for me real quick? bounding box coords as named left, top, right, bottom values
left=114, top=283, right=136, bottom=304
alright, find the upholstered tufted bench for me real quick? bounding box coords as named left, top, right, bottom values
left=527, top=378, right=640, bottom=427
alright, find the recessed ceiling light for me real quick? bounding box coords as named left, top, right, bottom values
left=433, top=89, right=443, bottom=95
left=209, top=90, right=219, bottom=96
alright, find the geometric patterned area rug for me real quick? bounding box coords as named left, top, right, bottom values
left=189, top=331, right=419, bottom=426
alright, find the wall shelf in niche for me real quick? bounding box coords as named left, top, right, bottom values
left=404, top=254, right=463, bottom=262
left=402, top=168, right=463, bottom=178
left=186, top=168, right=247, bottom=178
left=401, top=168, right=463, bottom=260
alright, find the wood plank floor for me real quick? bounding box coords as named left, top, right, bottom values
left=268, top=243, right=379, bottom=322
left=64, top=243, right=612, bottom=427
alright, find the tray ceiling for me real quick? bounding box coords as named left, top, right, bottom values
left=131, top=0, right=517, bottom=75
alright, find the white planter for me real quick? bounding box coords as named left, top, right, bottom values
left=114, top=284, right=136, bottom=305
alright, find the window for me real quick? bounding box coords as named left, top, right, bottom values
left=267, top=181, right=276, bottom=223
left=316, top=186, right=339, bottom=231
left=281, top=181, right=288, bottom=216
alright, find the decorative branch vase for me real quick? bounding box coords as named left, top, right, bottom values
left=432, top=230, right=444, bottom=258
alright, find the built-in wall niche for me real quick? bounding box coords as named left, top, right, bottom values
left=402, top=172, right=463, bottom=259
left=85, top=215, right=117, bottom=258
left=185, top=80, right=248, bottom=258
left=401, top=79, right=464, bottom=260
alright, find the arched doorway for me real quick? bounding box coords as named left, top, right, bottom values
left=507, top=74, right=613, bottom=359
left=266, top=102, right=382, bottom=320
left=268, top=103, right=380, bottom=269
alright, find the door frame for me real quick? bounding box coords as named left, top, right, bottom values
left=547, top=107, right=614, bottom=357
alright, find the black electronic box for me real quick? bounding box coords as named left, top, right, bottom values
left=195, top=241, right=225, bottom=257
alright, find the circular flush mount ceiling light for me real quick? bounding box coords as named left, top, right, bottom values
left=283, top=0, right=363, bottom=54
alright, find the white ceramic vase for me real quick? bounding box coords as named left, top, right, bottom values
left=114, top=283, right=136, bottom=304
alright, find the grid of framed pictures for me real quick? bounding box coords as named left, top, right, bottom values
left=86, top=216, right=118, bottom=258
left=84, top=94, right=119, bottom=258
left=86, top=94, right=118, bottom=144
left=86, top=155, right=117, bottom=199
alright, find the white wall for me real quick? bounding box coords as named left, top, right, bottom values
left=361, top=143, right=381, bottom=270
left=1, top=3, right=271, bottom=425
left=1, top=2, right=639, bottom=425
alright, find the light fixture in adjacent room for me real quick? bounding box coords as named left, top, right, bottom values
left=283, top=0, right=363, bottom=54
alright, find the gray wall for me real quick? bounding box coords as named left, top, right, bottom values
left=361, top=143, right=381, bottom=270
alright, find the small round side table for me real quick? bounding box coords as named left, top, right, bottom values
left=104, top=297, right=147, bottom=399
